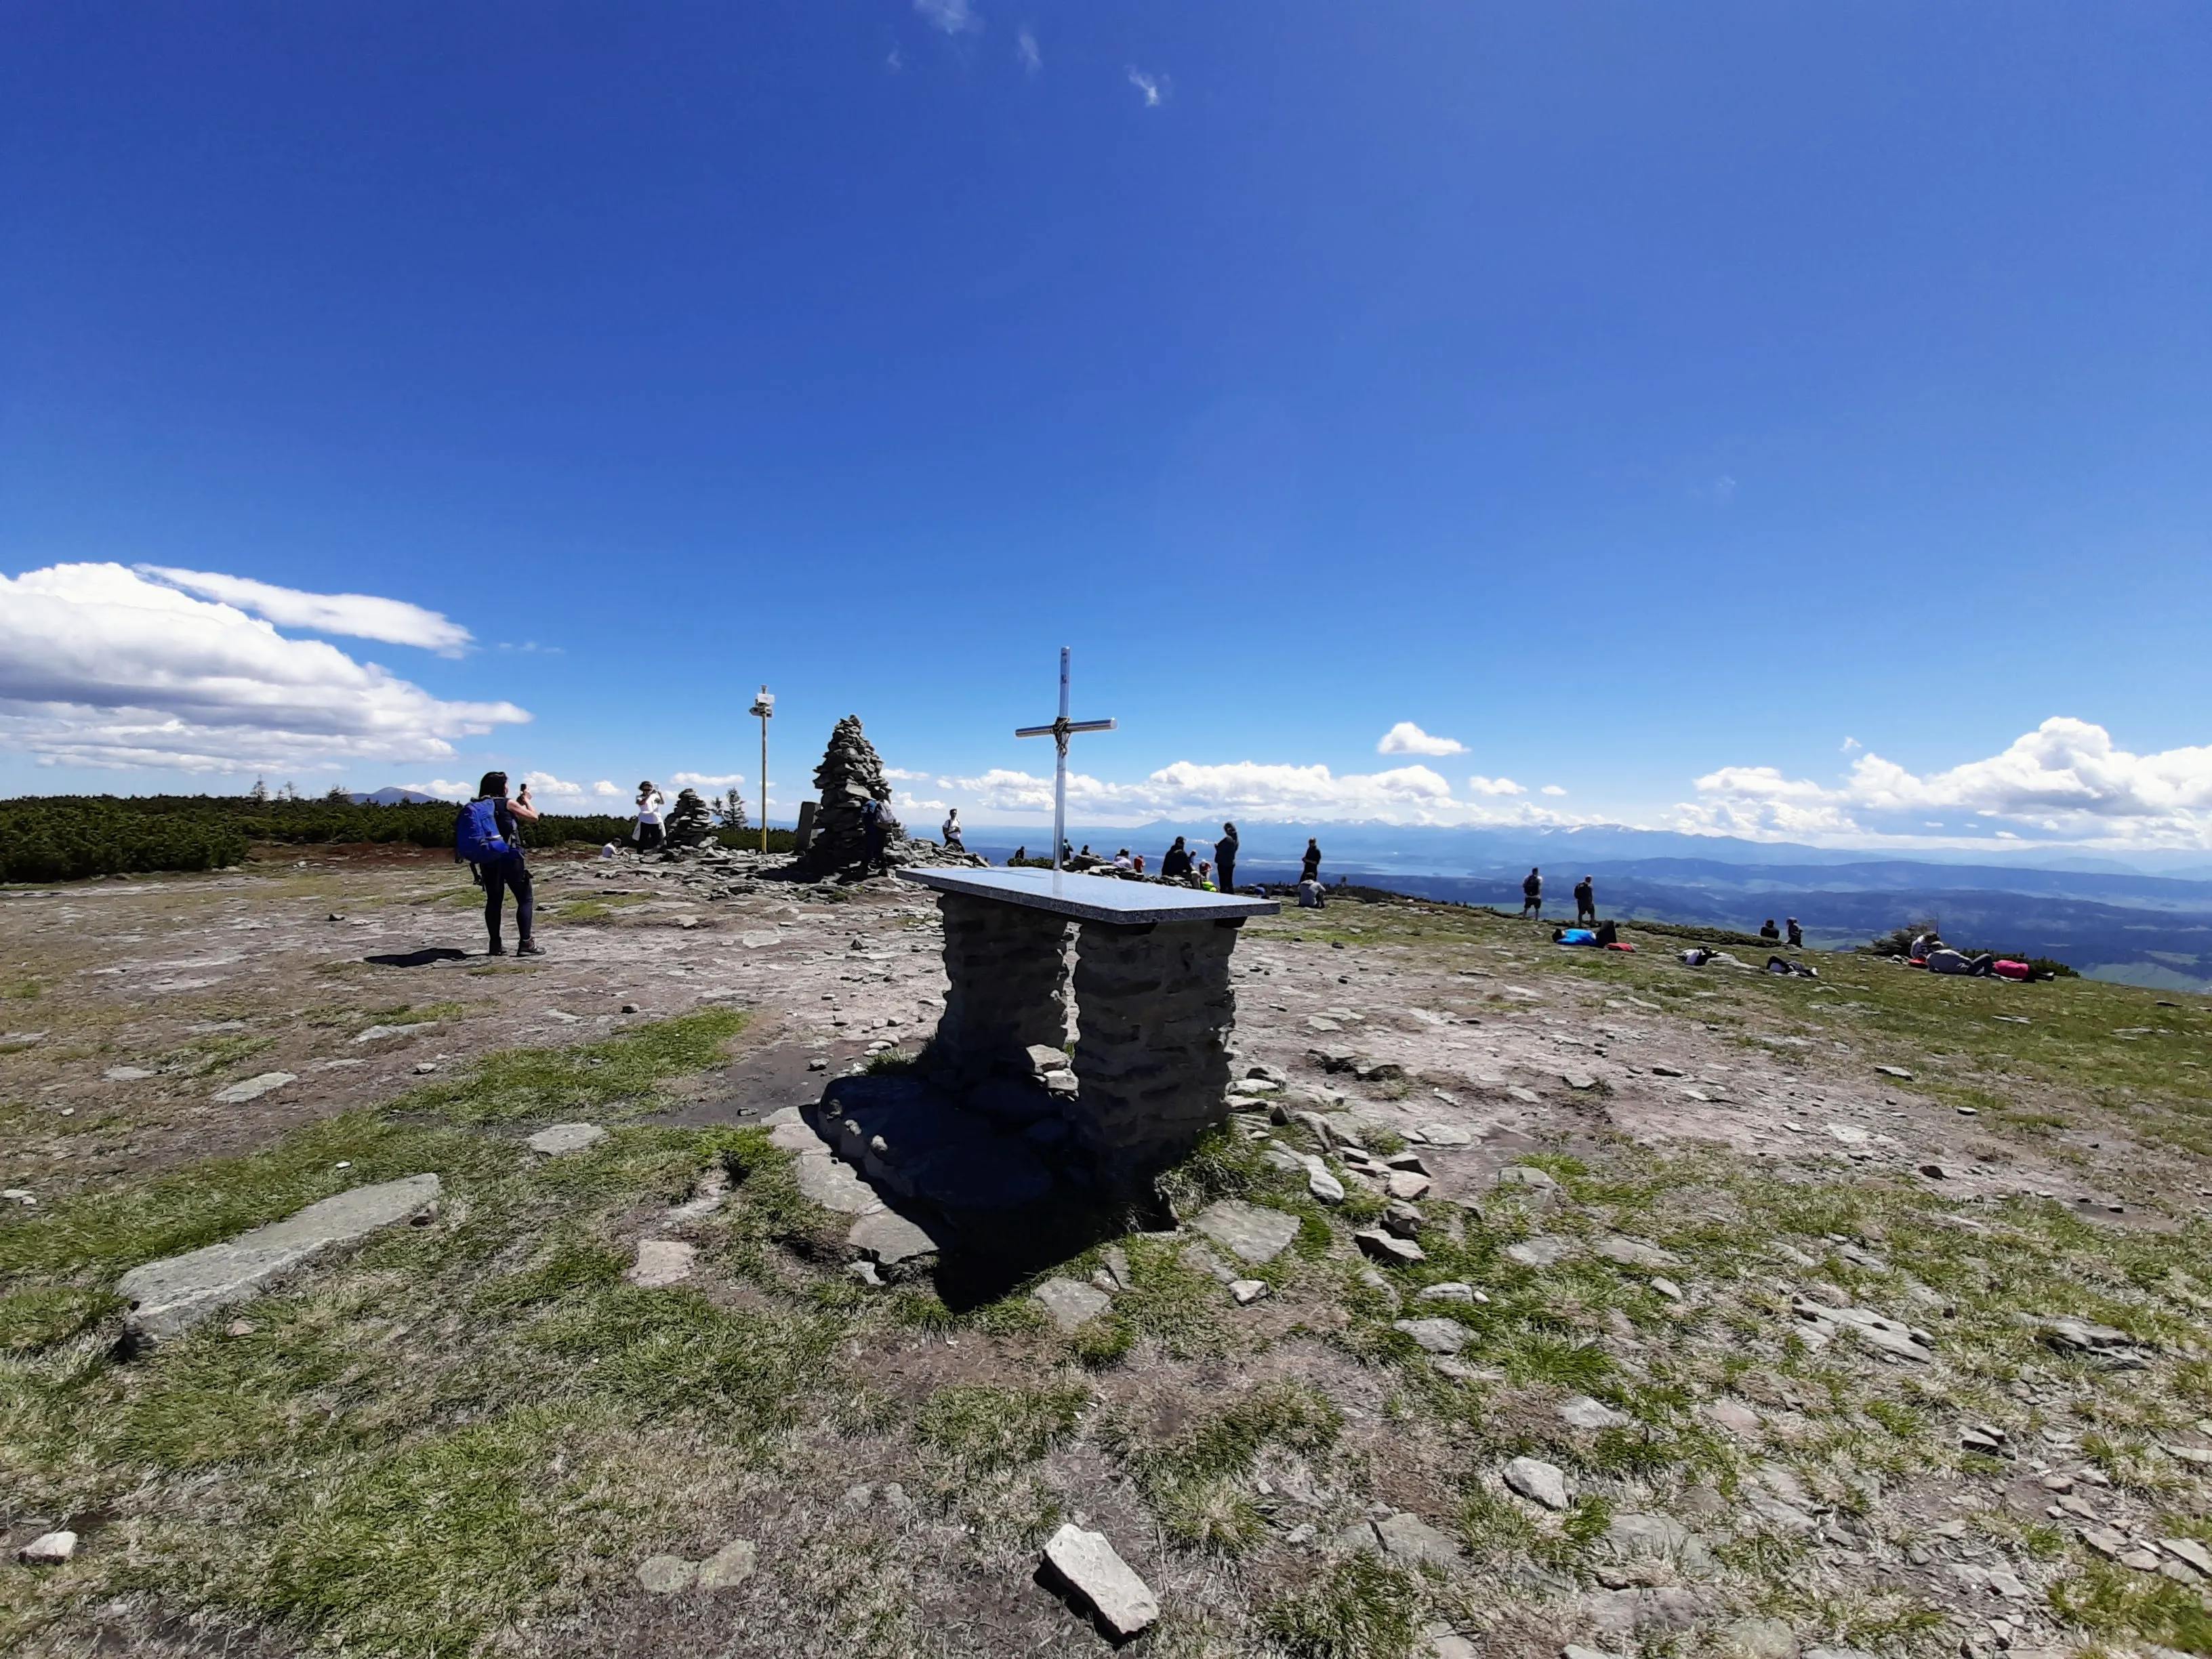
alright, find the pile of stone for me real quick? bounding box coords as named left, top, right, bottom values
left=661, top=787, right=715, bottom=849
left=795, top=716, right=903, bottom=879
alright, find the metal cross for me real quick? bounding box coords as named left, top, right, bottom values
left=1015, top=646, right=1115, bottom=884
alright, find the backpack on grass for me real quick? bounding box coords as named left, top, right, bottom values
left=455, top=798, right=514, bottom=865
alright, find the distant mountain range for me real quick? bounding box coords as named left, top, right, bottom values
left=961, top=823, right=2212, bottom=993
left=350, top=787, right=447, bottom=805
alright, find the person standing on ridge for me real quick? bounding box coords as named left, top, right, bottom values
left=1521, top=867, right=1543, bottom=920
left=1216, top=822, right=1240, bottom=894
left=459, top=771, right=541, bottom=957
left=1301, top=838, right=1323, bottom=883
left=633, top=781, right=665, bottom=853
left=1574, top=875, right=1596, bottom=926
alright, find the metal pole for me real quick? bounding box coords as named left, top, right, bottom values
left=1052, top=647, right=1069, bottom=893
left=759, top=687, right=769, bottom=856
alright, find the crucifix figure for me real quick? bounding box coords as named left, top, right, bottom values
left=1015, top=646, right=1115, bottom=886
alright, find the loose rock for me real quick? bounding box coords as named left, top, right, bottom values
left=1041, top=1523, right=1160, bottom=1639
left=526, top=1122, right=608, bottom=1155
left=17, top=1530, right=77, bottom=1565
left=1505, top=1456, right=1570, bottom=1511
left=1032, top=1276, right=1112, bottom=1331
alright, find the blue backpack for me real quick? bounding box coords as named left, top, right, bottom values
left=455, top=798, right=514, bottom=865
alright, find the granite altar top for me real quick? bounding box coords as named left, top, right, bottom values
left=896, top=865, right=1280, bottom=924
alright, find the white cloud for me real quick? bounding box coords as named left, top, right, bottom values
left=671, top=771, right=745, bottom=789
left=1465, top=775, right=1524, bottom=797
left=943, top=758, right=1593, bottom=828
left=0, top=562, right=528, bottom=773
left=1680, top=718, right=2212, bottom=848
left=402, top=779, right=474, bottom=801
left=1127, top=68, right=1164, bottom=106
left=1540, top=785, right=1568, bottom=797
left=915, top=0, right=978, bottom=34
left=520, top=770, right=588, bottom=800
left=1376, top=721, right=1467, bottom=757
left=592, top=780, right=620, bottom=798
left=1016, top=27, right=1040, bottom=71
left=138, top=565, right=473, bottom=656
left=1841, top=735, right=1862, bottom=754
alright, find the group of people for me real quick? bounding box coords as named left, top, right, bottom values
left=1519, top=868, right=1599, bottom=924
left=1760, top=917, right=1805, bottom=948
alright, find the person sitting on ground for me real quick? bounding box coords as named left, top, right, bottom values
left=941, top=808, right=964, bottom=851
left=1521, top=867, right=1542, bottom=920
left=1759, top=918, right=1782, bottom=942
left=464, top=771, right=542, bottom=958
left=1012, top=844, right=1026, bottom=863
left=1786, top=917, right=1803, bottom=949
left=1132, top=853, right=1146, bottom=874
left=1301, top=838, right=1323, bottom=883
left=1197, top=859, right=1216, bottom=891
left=1114, top=847, right=1133, bottom=869
left=1161, top=836, right=1194, bottom=880
left=1574, top=875, right=1596, bottom=926
left=1908, top=930, right=1938, bottom=961
left=633, top=781, right=665, bottom=852
left=1298, top=876, right=1325, bottom=909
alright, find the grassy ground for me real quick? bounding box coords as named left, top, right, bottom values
left=7, top=888, right=2212, bottom=1656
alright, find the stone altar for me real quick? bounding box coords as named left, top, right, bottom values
left=897, top=866, right=1277, bottom=1181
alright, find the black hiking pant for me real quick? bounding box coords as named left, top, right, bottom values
left=1218, top=858, right=1235, bottom=893
left=484, top=853, right=533, bottom=948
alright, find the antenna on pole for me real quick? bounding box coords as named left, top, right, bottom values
left=749, top=687, right=775, bottom=855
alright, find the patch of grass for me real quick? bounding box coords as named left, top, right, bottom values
left=915, top=1380, right=1088, bottom=1473
left=2050, top=1559, right=2212, bottom=1652
left=0, top=1284, right=125, bottom=1351
left=1107, top=1381, right=1339, bottom=1553
left=1103, top=1237, right=1238, bottom=1361
left=117, top=1293, right=384, bottom=1470
left=250, top=1412, right=568, bottom=1658
left=390, top=1007, right=750, bottom=1125
left=1260, top=1551, right=1422, bottom=1659
left=529, top=1284, right=839, bottom=1437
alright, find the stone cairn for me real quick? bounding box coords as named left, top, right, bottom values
left=796, top=716, right=902, bottom=879
left=661, top=787, right=715, bottom=849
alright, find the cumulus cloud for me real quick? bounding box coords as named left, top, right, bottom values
left=671, top=771, right=745, bottom=789
left=915, top=0, right=978, bottom=34
left=593, top=780, right=620, bottom=797
left=1466, top=775, right=1524, bottom=797
left=1127, top=68, right=1164, bottom=106
left=1376, top=722, right=1467, bottom=757
left=0, top=562, right=527, bottom=773
left=1680, top=718, right=2212, bottom=848
left=1540, top=785, right=1568, bottom=797
left=138, top=565, right=473, bottom=655
left=942, top=758, right=1593, bottom=828
left=402, top=779, right=474, bottom=801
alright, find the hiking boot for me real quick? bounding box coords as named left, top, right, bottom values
left=516, top=941, right=546, bottom=957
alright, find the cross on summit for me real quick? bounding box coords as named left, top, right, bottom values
left=1015, top=647, right=1115, bottom=878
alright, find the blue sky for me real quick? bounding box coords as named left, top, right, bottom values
left=3, top=3, right=2210, bottom=851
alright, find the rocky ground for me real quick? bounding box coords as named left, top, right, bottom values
left=6, top=844, right=2212, bottom=1658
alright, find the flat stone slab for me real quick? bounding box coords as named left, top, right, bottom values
left=1041, top=1523, right=1160, bottom=1639
left=848, top=1208, right=941, bottom=1266
left=117, top=1174, right=440, bottom=1341
left=526, top=1122, right=608, bottom=1155
left=1033, top=1276, right=1112, bottom=1330
left=1188, top=1200, right=1300, bottom=1265
left=793, top=1152, right=883, bottom=1216
left=898, top=865, right=1277, bottom=924
left=104, top=1065, right=157, bottom=1081
left=211, top=1071, right=296, bottom=1105
left=1394, top=1317, right=1473, bottom=1354
left=626, top=1240, right=696, bottom=1288
left=1559, top=1394, right=1632, bottom=1429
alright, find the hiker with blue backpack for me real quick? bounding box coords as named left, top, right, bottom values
left=455, top=771, right=543, bottom=957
